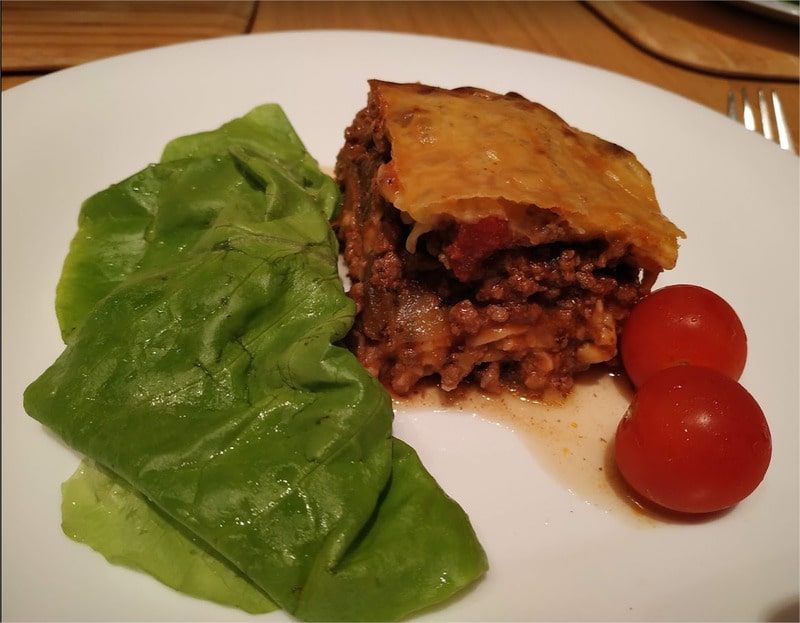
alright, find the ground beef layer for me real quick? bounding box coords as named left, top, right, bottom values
left=334, top=95, right=656, bottom=398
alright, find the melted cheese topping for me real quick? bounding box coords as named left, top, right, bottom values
left=372, top=81, right=684, bottom=271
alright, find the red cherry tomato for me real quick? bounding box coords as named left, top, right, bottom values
left=614, top=365, right=771, bottom=514
left=621, top=284, right=747, bottom=388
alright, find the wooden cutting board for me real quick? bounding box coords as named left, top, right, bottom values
left=586, top=1, right=799, bottom=80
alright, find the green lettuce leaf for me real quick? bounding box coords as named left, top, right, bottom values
left=24, top=105, right=487, bottom=621
left=62, top=459, right=277, bottom=614
left=55, top=104, right=336, bottom=342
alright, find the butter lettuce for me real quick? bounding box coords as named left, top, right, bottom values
left=24, top=105, right=487, bottom=621
left=62, top=459, right=277, bottom=614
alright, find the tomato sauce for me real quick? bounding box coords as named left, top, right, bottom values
left=397, top=371, right=679, bottom=525
left=445, top=217, right=513, bottom=282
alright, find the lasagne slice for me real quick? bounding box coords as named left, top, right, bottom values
left=334, top=80, right=685, bottom=398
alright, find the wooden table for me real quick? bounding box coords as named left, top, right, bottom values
left=2, top=0, right=798, bottom=150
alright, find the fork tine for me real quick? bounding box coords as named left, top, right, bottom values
left=757, top=90, right=774, bottom=142
left=771, top=90, right=794, bottom=153
left=741, top=88, right=757, bottom=132
left=728, top=88, right=796, bottom=155
left=727, top=90, right=737, bottom=120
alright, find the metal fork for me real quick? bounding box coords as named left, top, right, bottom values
left=727, top=88, right=795, bottom=154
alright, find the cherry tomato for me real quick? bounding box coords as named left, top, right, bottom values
left=614, top=365, right=771, bottom=514
left=620, top=284, right=747, bottom=388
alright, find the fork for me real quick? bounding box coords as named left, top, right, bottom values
left=727, top=88, right=795, bottom=154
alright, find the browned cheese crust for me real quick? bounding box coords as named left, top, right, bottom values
left=334, top=80, right=685, bottom=397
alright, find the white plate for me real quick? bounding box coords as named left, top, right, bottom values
left=3, top=30, right=798, bottom=622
